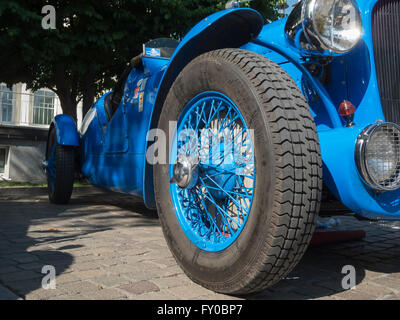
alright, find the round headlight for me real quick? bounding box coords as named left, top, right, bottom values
left=285, top=0, right=363, bottom=54
left=355, top=122, right=400, bottom=191
left=308, top=0, right=362, bottom=53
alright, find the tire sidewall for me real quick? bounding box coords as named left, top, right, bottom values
left=154, top=53, right=278, bottom=290
left=47, top=128, right=57, bottom=203
left=46, top=128, right=75, bottom=205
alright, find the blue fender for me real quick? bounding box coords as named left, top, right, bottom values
left=50, top=114, right=79, bottom=147
left=143, top=8, right=264, bottom=209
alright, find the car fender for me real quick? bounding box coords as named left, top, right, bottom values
left=143, top=8, right=264, bottom=209
left=48, top=114, right=79, bottom=149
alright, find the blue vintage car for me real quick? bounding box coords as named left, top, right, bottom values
left=44, top=0, right=400, bottom=294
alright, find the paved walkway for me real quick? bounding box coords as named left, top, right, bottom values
left=0, top=187, right=399, bottom=300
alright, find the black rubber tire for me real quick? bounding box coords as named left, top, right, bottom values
left=154, top=49, right=322, bottom=295
left=46, top=128, right=75, bottom=204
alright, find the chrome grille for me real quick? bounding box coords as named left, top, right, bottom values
left=365, top=123, right=400, bottom=189
left=356, top=122, right=400, bottom=191
left=372, top=0, right=400, bottom=123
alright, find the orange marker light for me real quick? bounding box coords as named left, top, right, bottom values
left=338, top=100, right=356, bottom=127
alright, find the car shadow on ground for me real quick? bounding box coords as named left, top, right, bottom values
left=247, top=227, right=400, bottom=300
left=0, top=197, right=74, bottom=299
left=0, top=188, right=158, bottom=299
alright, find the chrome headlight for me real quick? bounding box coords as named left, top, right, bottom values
left=355, top=122, right=400, bottom=191
left=285, top=0, right=362, bottom=54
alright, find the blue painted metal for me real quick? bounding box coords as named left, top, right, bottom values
left=51, top=2, right=399, bottom=220
left=51, top=114, right=79, bottom=147
left=169, top=92, right=255, bottom=251
left=247, top=0, right=399, bottom=219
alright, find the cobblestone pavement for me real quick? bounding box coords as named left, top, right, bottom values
left=0, top=187, right=399, bottom=300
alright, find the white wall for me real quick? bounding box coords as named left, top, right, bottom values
left=1, top=82, right=82, bottom=129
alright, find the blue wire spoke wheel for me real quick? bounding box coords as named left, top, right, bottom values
left=169, top=92, right=255, bottom=252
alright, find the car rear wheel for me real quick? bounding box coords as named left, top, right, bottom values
left=154, top=49, right=322, bottom=295
left=46, top=128, right=75, bottom=204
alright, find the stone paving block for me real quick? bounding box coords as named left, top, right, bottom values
left=118, top=280, right=160, bottom=295
left=166, top=284, right=215, bottom=300
left=136, top=290, right=180, bottom=300
left=48, top=293, right=91, bottom=300
left=0, top=259, right=17, bottom=267
left=205, top=293, right=241, bottom=300
left=332, top=289, right=376, bottom=300
left=58, top=280, right=102, bottom=295
left=7, top=253, right=39, bottom=264
left=151, top=276, right=193, bottom=290
left=89, top=247, right=115, bottom=256
left=25, top=287, right=65, bottom=300
left=18, top=262, right=48, bottom=271
left=106, top=264, right=136, bottom=275
left=292, top=283, right=338, bottom=299
left=362, top=280, right=397, bottom=295
left=160, top=265, right=185, bottom=278
left=369, top=276, right=400, bottom=292
left=72, top=255, right=102, bottom=263
left=0, top=270, right=42, bottom=283
left=0, top=266, right=20, bottom=274
left=120, top=255, right=145, bottom=264
left=252, top=290, right=308, bottom=300
left=85, top=288, right=128, bottom=300
left=312, top=279, right=344, bottom=293
left=54, top=273, right=82, bottom=285
left=71, top=262, right=101, bottom=271
left=76, top=269, right=107, bottom=280
left=146, top=258, right=177, bottom=269
left=120, top=270, right=161, bottom=282
left=89, top=275, right=132, bottom=288
left=0, top=284, right=20, bottom=300
left=97, top=258, right=121, bottom=267
left=2, top=278, right=43, bottom=298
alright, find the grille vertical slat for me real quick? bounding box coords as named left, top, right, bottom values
left=372, top=0, right=400, bottom=123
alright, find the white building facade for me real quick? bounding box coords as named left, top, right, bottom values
left=0, top=83, right=82, bottom=182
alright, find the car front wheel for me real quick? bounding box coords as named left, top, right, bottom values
left=46, top=128, right=75, bottom=204
left=154, top=49, right=322, bottom=295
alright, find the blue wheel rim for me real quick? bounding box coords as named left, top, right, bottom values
left=169, top=92, right=255, bottom=252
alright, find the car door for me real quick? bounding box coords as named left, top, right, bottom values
left=103, top=90, right=129, bottom=154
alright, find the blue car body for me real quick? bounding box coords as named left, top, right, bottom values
left=53, top=1, right=399, bottom=220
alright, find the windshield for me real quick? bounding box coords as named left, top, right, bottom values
left=143, top=38, right=179, bottom=59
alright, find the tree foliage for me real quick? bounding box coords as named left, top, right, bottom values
left=0, top=0, right=284, bottom=120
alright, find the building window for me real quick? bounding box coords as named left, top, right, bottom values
left=33, top=90, right=55, bottom=125
left=0, top=85, right=13, bottom=123
left=0, top=147, right=9, bottom=178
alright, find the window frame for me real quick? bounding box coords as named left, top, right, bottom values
left=32, top=89, right=55, bottom=126
left=0, top=84, right=14, bottom=124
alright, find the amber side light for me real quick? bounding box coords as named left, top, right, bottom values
left=338, top=100, right=356, bottom=127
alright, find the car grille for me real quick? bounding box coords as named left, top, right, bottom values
left=372, top=0, right=400, bottom=124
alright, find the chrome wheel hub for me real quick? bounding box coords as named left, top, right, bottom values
left=170, top=153, right=199, bottom=189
